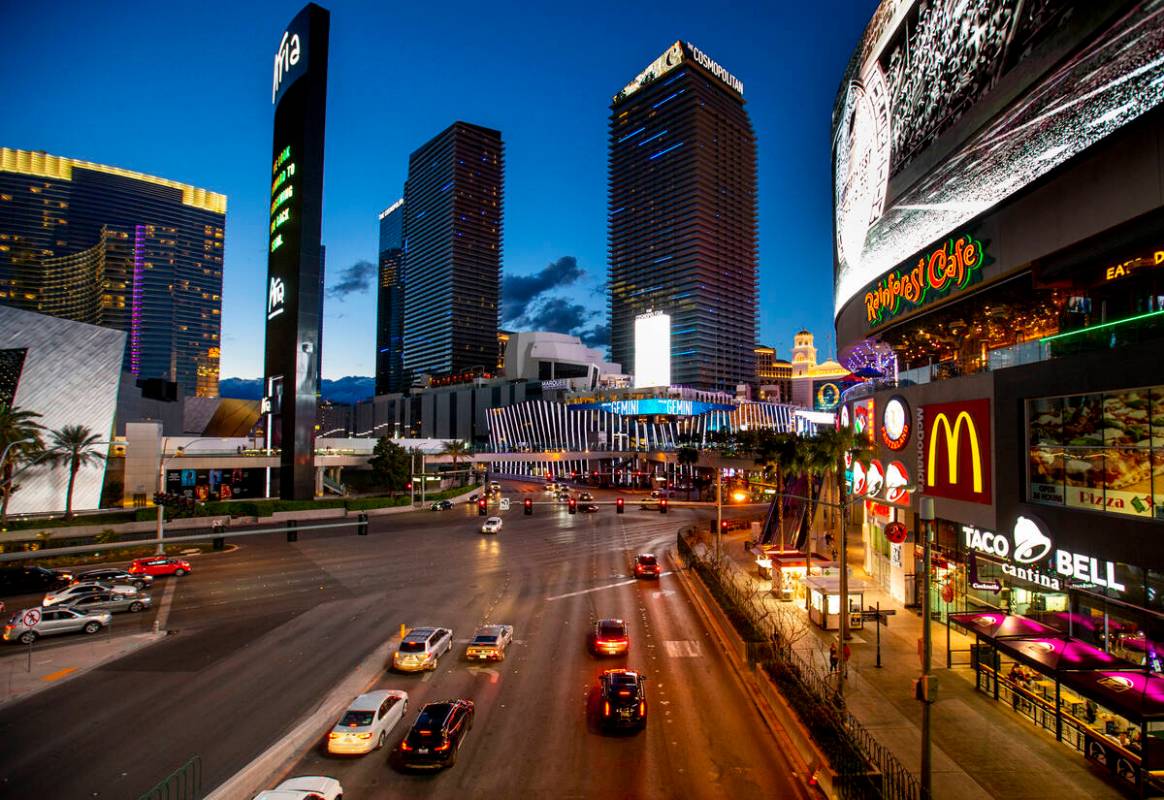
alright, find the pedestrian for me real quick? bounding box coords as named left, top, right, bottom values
left=829, top=641, right=839, bottom=673
left=1085, top=699, right=1098, bottom=724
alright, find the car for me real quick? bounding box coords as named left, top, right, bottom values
left=399, top=699, right=475, bottom=769
left=489, top=481, right=501, bottom=490
left=580, top=504, right=600, bottom=513
left=430, top=500, right=454, bottom=511
left=468, top=493, right=479, bottom=503
left=543, top=483, right=556, bottom=493
left=3, top=606, right=112, bottom=644
left=59, top=589, right=151, bottom=615
left=556, top=492, right=570, bottom=503
left=465, top=624, right=514, bottom=661
left=634, top=553, right=662, bottom=579
left=392, top=626, right=453, bottom=672
left=43, top=582, right=138, bottom=607
left=480, top=516, right=503, bottom=534
left=639, top=499, right=659, bottom=511
left=589, top=618, right=630, bottom=656
left=598, top=669, right=648, bottom=730
left=70, top=568, right=153, bottom=591
left=251, top=776, right=343, bottom=800
left=327, top=690, right=408, bottom=755
left=0, top=566, right=68, bottom=597
left=127, top=557, right=191, bottom=577
left=579, top=492, right=594, bottom=501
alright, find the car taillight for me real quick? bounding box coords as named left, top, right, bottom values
left=357, top=732, right=373, bottom=740
left=434, top=740, right=451, bottom=751
left=603, top=701, right=610, bottom=717
left=328, top=732, right=340, bottom=739
left=618, top=691, right=631, bottom=696
left=639, top=701, right=646, bottom=716
left=400, top=740, right=412, bottom=751
left=2, top=626, right=12, bottom=636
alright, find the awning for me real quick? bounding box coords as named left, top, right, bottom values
left=949, top=610, right=1058, bottom=640
left=996, top=636, right=1140, bottom=673
left=1060, top=670, right=1164, bottom=722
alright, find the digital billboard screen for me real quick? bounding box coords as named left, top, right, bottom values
left=833, top=0, right=1164, bottom=318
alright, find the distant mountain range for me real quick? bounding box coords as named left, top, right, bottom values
left=220, top=376, right=375, bottom=405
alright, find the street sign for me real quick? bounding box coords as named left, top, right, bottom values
left=22, top=608, right=41, bottom=628
left=499, top=498, right=510, bottom=511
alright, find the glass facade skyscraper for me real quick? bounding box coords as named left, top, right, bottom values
left=401, top=122, right=503, bottom=379
left=608, top=42, right=757, bottom=391
left=0, top=148, right=226, bottom=397
left=376, top=197, right=405, bottom=394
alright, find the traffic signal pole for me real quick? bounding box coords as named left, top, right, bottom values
left=155, top=503, right=164, bottom=555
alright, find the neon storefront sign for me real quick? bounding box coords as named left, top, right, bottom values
left=864, top=233, right=988, bottom=327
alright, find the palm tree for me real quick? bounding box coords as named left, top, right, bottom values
left=45, top=425, right=106, bottom=519
left=0, top=403, right=45, bottom=526
left=440, top=440, right=470, bottom=486
left=752, top=432, right=809, bottom=550
left=806, top=427, right=873, bottom=555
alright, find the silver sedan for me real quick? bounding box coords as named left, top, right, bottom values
left=62, top=590, right=152, bottom=615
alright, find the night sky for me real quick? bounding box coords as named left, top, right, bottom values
left=0, top=0, right=877, bottom=379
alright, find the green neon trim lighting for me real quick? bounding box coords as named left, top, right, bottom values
left=1040, top=308, right=1164, bottom=343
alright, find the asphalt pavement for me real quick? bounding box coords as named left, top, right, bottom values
left=0, top=482, right=801, bottom=799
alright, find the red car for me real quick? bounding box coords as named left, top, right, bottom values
left=127, top=557, right=191, bottom=577
left=633, top=553, right=661, bottom=579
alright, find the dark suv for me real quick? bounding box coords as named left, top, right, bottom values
left=599, top=669, right=647, bottom=730
left=399, top=699, right=475, bottom=768
left=0, top=566, right=67, bottom=597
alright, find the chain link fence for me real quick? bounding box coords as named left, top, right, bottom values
left=678, top=528, right=921, bottom=800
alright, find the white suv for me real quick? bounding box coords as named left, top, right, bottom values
left=392, top=626, right=453, bottom=672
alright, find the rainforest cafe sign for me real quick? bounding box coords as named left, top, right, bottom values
left=864, top=233, right=988, bottom=327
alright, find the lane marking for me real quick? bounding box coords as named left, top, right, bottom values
left=40, top=667, right=76, bottom=682
left=663, top=640, right=701, bottom=658
left=153, top=577, right=179, bottom=632
left=545, top=578, right=638, bottom=602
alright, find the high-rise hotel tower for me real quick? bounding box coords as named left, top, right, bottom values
left=608, top=42, right=757, bottom=390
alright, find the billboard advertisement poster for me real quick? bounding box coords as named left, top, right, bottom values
left=921, top=398, right=992, bottom=504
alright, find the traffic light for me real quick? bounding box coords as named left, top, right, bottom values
left=568, top=498, right=577, bottom=514
left=722, top=520, right=730, bottom=533
left=478, top=498, right=487, bottom=516
left=524, top=497, right=533, bottom=515
left=616, top=497, right=624, bottom=514
left=405, top=481, right=412, bottom=491
left=659, top=498, right=668, bottom=514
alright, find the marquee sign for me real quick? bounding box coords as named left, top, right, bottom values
left=921, top=398, right=992, bottom=504
left=1104, top=247, right=1164, bottom=281
left=864, top=233, right=988, bottom=328
left=263, top=2, right=329, bottom=500
left=567, top=398, right=733, bottom=416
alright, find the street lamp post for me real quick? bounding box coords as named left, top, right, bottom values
left=837, top=463, right=850, bottom=696
left=715, top=465, right=722, bottom=564
left=920, top=496, right=936, bottom=800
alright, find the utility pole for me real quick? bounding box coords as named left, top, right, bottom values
left=920, top=496, right=935, bottom=800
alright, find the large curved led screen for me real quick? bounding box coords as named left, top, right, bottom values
left=832, top=0, right=1164, bottom=318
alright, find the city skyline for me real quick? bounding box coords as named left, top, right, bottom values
left=0, top=0, right=878, bottom=380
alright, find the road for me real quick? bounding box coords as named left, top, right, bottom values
left=0, top=482, right=803, bottom=799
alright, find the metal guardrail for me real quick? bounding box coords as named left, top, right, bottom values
left=0, top=519, right=365, bottom=563
left=137, top=755, right=201, bottom=800
left=678, top=528, right=921, bottom=800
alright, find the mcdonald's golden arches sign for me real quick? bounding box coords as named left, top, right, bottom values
left=921, top=399, right=992, bottom=504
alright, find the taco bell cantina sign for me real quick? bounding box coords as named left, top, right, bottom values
left=962, top=515, right=1126, bottom=593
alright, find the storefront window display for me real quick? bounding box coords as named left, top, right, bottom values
left=1028, top=386, right=1164, bottom=520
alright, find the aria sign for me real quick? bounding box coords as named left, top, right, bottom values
left=864, top=233, right=989, bottom=328
left=962, top=516, right=1127, bottom=594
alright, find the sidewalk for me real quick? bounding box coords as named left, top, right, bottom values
left=714, top=529, right=1127, bottom=800
left=0, top=631, right=164, bottom=708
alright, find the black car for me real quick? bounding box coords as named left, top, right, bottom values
left=399, top=699, right=475, bottom=768
left=70, top=568, right=153, bottom=591
left=0, top=566, right=68, bottom=597
left=430, top=500, right=454, bottom=511
left=580, top=504, right=600, bottom=513
left=599, top=669, right=647, bottom=730
left=579, top=492, right=594, bottom=501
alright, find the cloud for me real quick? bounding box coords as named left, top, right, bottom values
left=518, top=297, right=593, bottom=333
left=576, top=323, right=610, bottom=349
left=327, top=259, right=376, bottom=301
left=502, top=256, right=583, bottom=324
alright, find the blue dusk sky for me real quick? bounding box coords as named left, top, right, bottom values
left=0, top=0, right=876, bottom=380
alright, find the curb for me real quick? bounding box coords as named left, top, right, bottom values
left=669, top=545, right=833, bottom=799
left=204, top=637, right=391, bottom=800
left=0, top=631, right=166, bottom=710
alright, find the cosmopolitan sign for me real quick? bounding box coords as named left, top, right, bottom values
left=686, top=42, right=743, bottom=95
left=864, top=233, right=988, bottom=327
